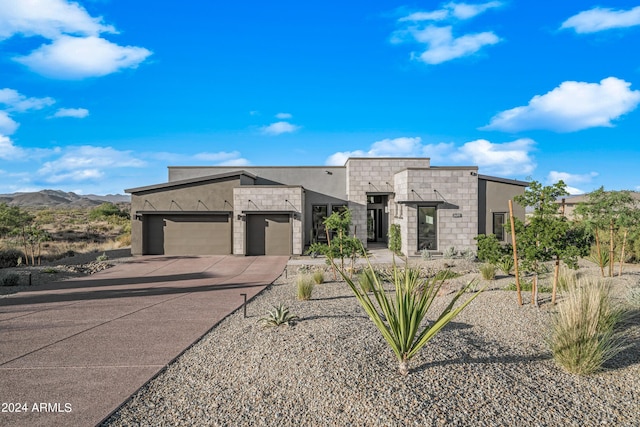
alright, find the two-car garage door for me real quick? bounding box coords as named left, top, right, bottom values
left=143, top=214, right=232, bottom=255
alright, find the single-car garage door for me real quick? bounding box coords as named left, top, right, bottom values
left=246, top=214, right=291, bottom=255
left=143, top=214, right=232, bottom=255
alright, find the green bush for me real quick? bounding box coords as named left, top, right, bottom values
left=550, top=279, right=626, bottom=375
left=497, top=255, right=514, bottom=276
left=433, top=270, right=460, bottom=281
left=475, top=234, right=511, bottom=265
left=388, top=224, right=402, bottom=255
left=0, top=248, right=25, bottom=268
left=505, top=281, right=552, bottom=293
left=297, top=275, right=314, bottom=300
left=1, top=273, right=20, bottom=286
left=480, top=263, right=496, bottom=280
left=89, top=203, right=129, bottom=220
left=96, top=252, right=109, bottom=262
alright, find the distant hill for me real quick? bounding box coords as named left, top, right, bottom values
left=0, top=190, right=131, bottom=208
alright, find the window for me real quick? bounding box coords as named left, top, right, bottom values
left=312, top=205, right=328, bottom=242
left=331, top=205, right=347, bottom=214
left=493, top=213, right=506, bottom=241
left=418, top=206, right=437, bottom=250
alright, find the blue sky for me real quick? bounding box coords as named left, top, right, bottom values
left=1, top=1, right=639, bottom=196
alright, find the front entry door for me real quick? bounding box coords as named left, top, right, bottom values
left=367, top=209, right=377, bottom=241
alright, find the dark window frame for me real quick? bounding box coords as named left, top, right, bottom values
left=493, top=212, right=506, bottom=241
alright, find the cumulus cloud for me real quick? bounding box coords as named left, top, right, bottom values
left=546, top=171, right=598, bottom=195
left=261, top=121, right=300, bottom=136
left=275, top=112, right=292, bottom=119
left=193, top=151, right=250, bottom=165
left=561, top=6, right=640, bottom=33
left=15, top=36, right=152, bottom=80
left=483, top=77, right=640, bottom=132
left=37, top=145, right=146, bottom=183
left=0, top=88, right=55, bottom=112
left=51, top=107, right=89, bottom=118
left=0, top=112, right=19, bottom=135
left=326, top=136, right=535, bottom=177
left=450, top=138, right=536, bottom=175
left=0, top=0, right=115, bottom=40
left=1, top=0, right=151, bottom=79
left=0, top=134, right=26, bottom=160
left=408, top=26, right=500, bottom=64
left=393, top=2, right=502, bottom=64
left=326, top=137, right=424, bottom=165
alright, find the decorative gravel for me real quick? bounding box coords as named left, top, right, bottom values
left=104, top=263, right=640, bottom=427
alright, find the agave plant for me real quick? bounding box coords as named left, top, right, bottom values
left=337, top=257, right=483, bottom=376
left=258, top=303, right=299, bottom=327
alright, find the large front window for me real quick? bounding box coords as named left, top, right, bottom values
left=418, top=206, right=437, bottom=250
left=312, top=205, right=327, bottom=242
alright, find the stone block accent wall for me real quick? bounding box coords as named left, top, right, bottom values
left=395, top=167, right=478, bottom=255
left=346, top=158, right=430, bottom=245
left=233, top=186, right=304, bottom=255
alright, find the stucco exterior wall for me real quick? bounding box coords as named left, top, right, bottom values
left=129, top=177, right=239, bottom=255
left=478, top=178, right=527, bottom=241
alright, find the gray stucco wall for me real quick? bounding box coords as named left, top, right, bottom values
left=129, top=177, right=240, bottom=255
left=478, top=178, right=527, bottom=241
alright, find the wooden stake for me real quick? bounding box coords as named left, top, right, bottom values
left=619, top=228, right=628, bottom=277
left=552, top=257, right=559, bottom=305
left=509, top=200, right=522, bottom=306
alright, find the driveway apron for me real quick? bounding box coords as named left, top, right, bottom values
left=0, top=255, right=288, bottom=427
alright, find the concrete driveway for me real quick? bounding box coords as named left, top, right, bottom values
left=0, top=255, right=288, bottom=427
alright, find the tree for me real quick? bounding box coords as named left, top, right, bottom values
left=0, top=203, right=36, bottom=265
left=513, top=181, right=590, bottom=304
left=575, top=187, right=636, bottom=277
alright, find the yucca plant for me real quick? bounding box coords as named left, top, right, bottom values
left=337, top=258, right=483, bottom=376
left=258, top=303, right=299, bottom=327
left=497, top=255, right=514, bottom=276
left=550, top=279, right=625, bottom=375
left=296, top=275, right=314, bottom=300
left=358, top=269, right=376, bottom=293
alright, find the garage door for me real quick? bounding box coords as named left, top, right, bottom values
left=143, top=214, right=231, bottom=255
left=246, top=214, right=291, bottom=255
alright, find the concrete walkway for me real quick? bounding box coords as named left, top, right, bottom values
left=0, top=255, right=288, bottom=427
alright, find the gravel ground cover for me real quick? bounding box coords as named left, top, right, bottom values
left=104, top=259, right=640, bottom=427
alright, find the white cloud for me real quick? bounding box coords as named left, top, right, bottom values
left=193, top=151, right=249, bottom=165
left=0, top=134, right=26, bottom=160
left=484, top=77, right=640, bottom=132
left=409, top=25, right=500, bottom=64
left=51, top=107, right=89, bottom=118
left=326, top=137, right=424, bottom=165
left=561, top=6, right=640, bottom=33
left=399, top=2, right=502, bottom=22
left=420, top=142, right=456, bottom=162
left=0, top=0, right=115, bottom=40
left=0, top=112, right=19, bottom=135
left=546, top=171, right=598, bottom=195
left=0, top=88, right=55, bottom=112
left=261, top=121, right=300, bottom=136
left=37, top=145, right=146, bottom=183
left=14, top=35, right=152, bottom=79
left=451, top=138, right=536, bottom=175
left=393, top=2, right=502, bottom=64
left=275, top=112, right=292, bottom=119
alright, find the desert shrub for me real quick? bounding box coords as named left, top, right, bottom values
left=89, top=203, right=129, bottom=221
left=586, top=245, right=609, bottom=268
left=443, top=246, right=457, bottom=259
left=505, top=281, right=552, bottom=293
left=628, top=286, right=640, bottom=307
left=297, top=274, right=314, bottom=300
left=0, top=248, right=25, bottom=268
left=258, top=304, right=298, bottom=327
left=557, top=265, right=579, bottom=292
left=497, top=255, right=514, bottom=276
left=475, top=234, right=511, bottom=265
left=388, top=224, right=402, bottom=255
left=550, top=279, right=626, bottom=375
left=480, top=263, right=496, bottom=280
left=433, top=270, right=460, bottom=281
left=420, top=249, right=432, bottom=261
left=43, top=268, right=58, bottom=274
left=117, top=233, right=132, bottom=247
left=358, top=270, right=376, bottom=293
left=459, top=248, right=476, bottom=261
left=1, top=273, right=20, bottom=286
left=96, top=252, right=109, bottom=262
left=312, top=270, right=324, bottom=284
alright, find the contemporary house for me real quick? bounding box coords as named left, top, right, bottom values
left=125, top=158, right=527, bottom=257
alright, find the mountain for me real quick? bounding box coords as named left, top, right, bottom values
left=0, top=190, right=131, bottom=208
